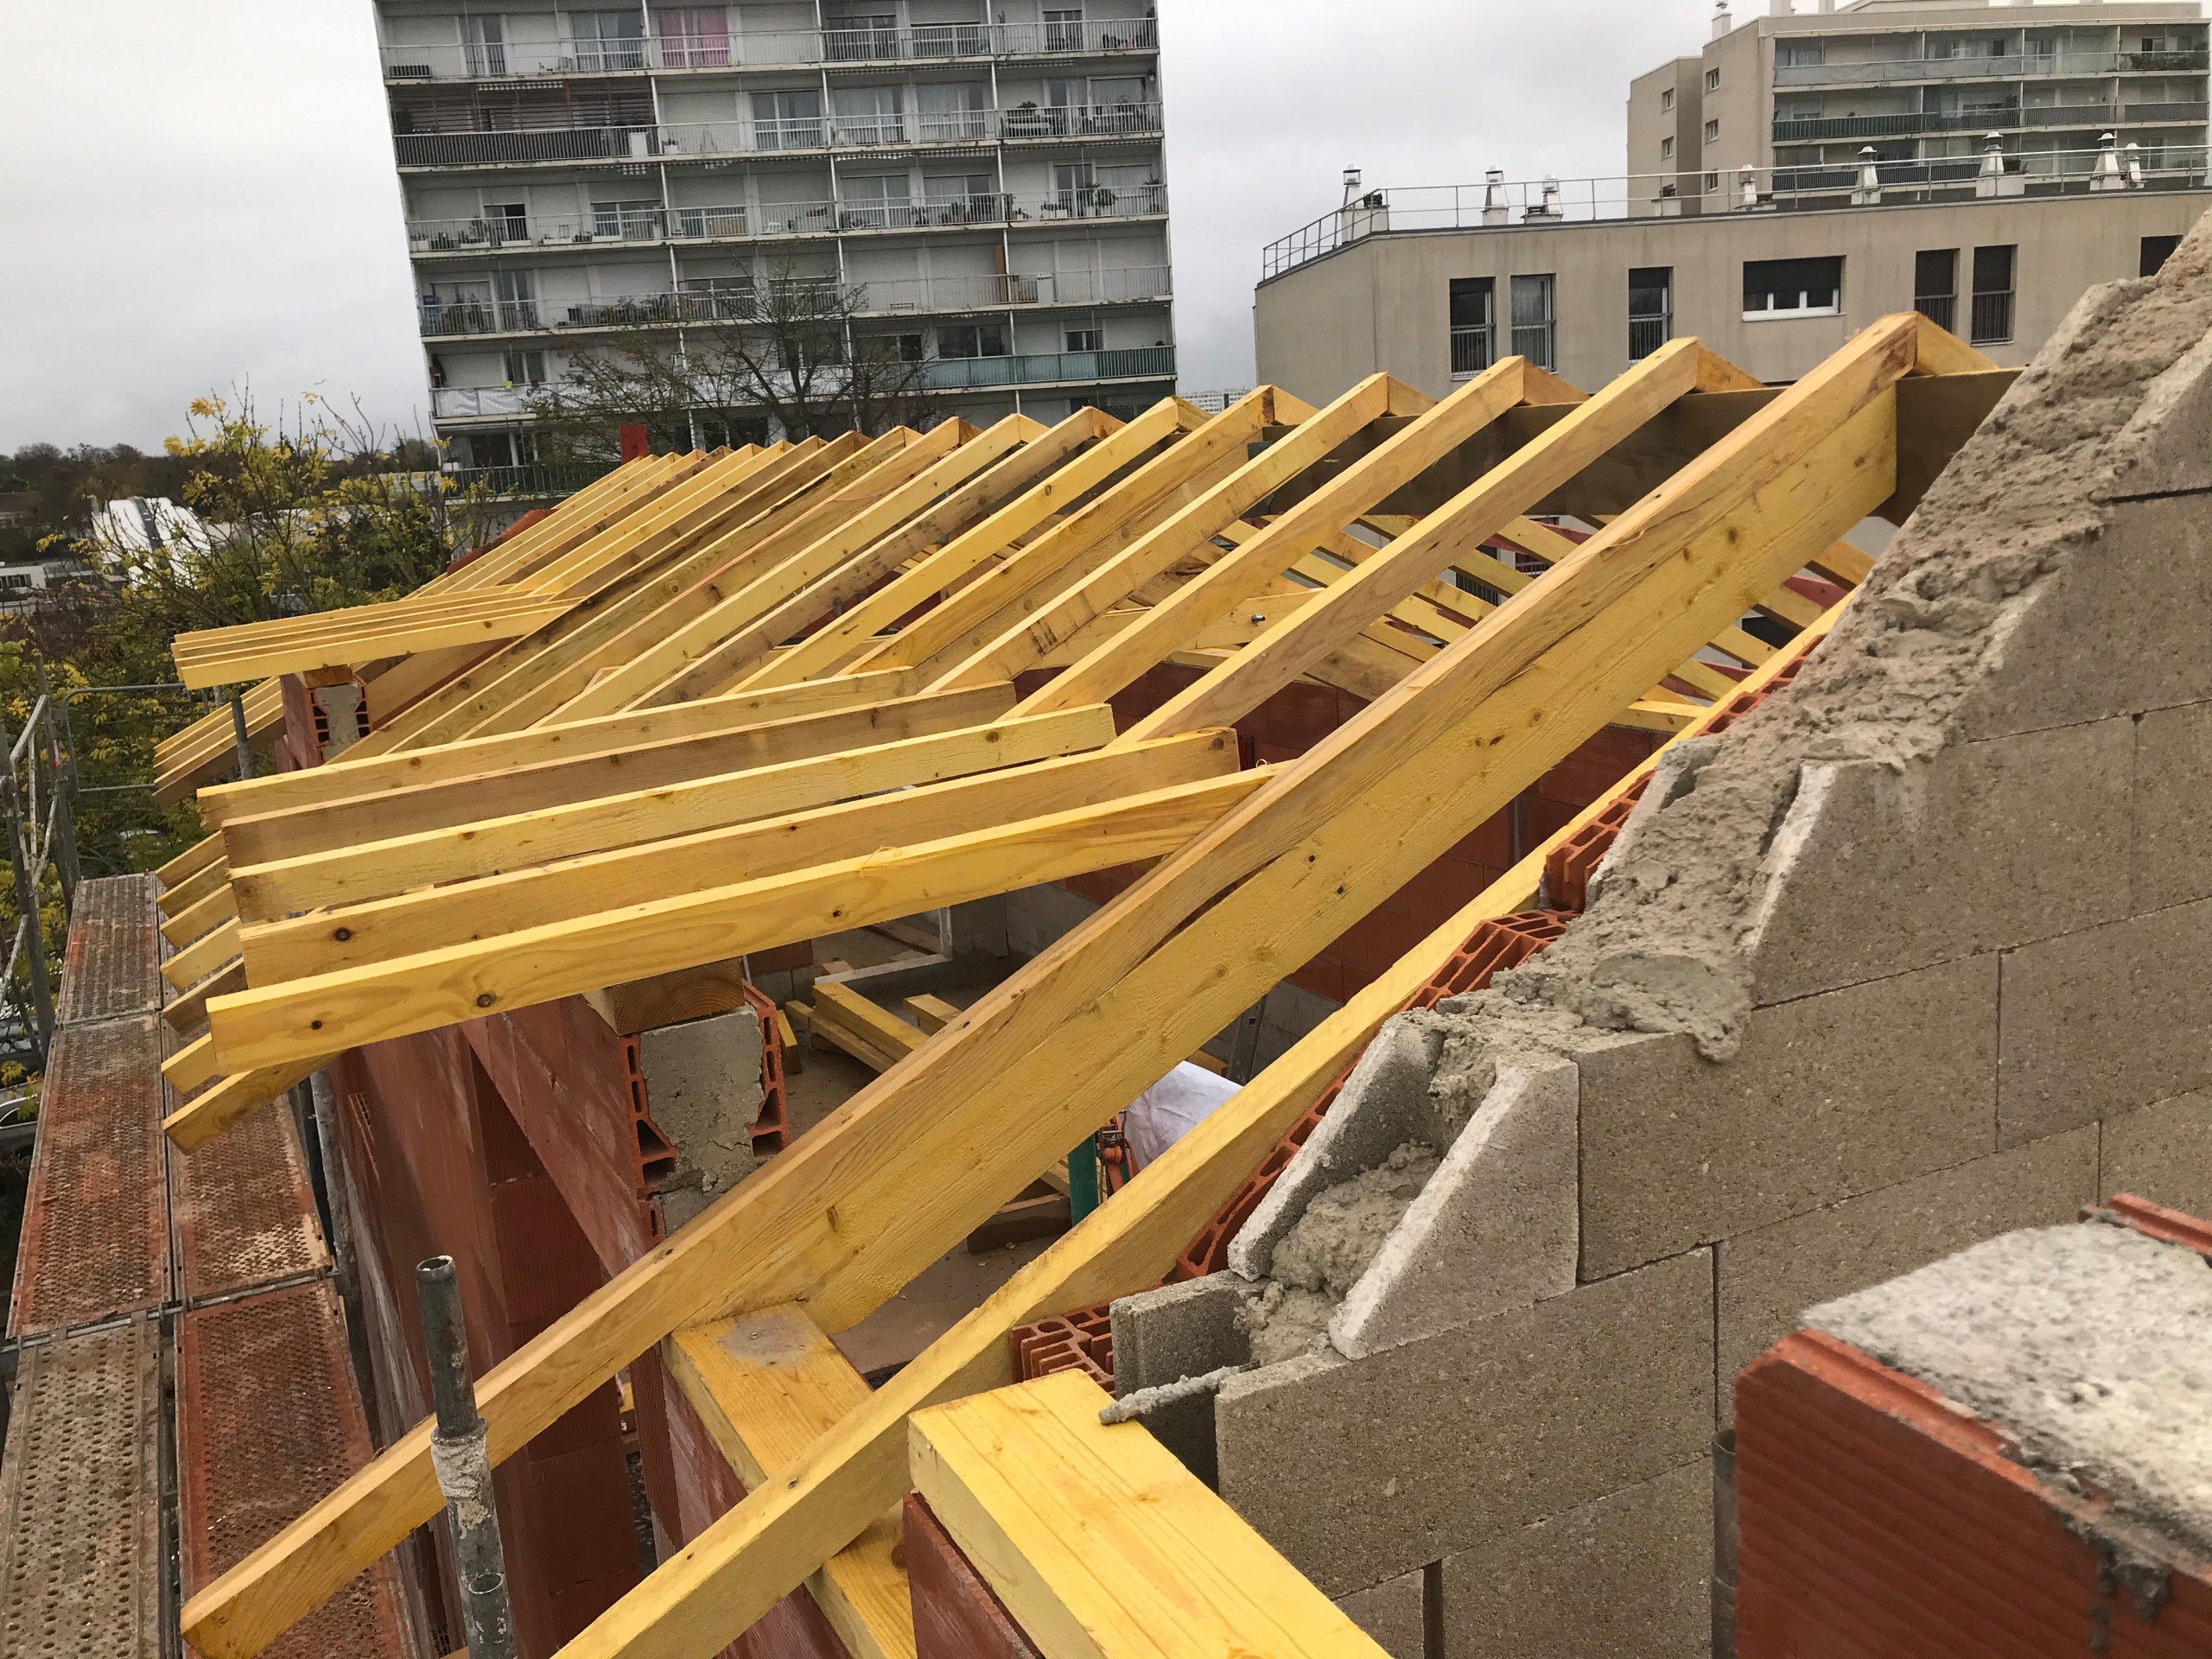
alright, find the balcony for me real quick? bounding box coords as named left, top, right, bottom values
left=420, top=268, right=1172, bottom=343
left=406, top=189, right=1162, bottom=259
left=858, top=265, right=1172, bottom=315
left=1773, top=102, right=2208, bottom=142
left=1774, top=48, right=2209, bottom=87
left=393, top=104, right=1164, bottom=168
left=430, top=386, right=532, bottom=418
left=419, top=290, right=760, bottom=337
left=919, top=345, right=1173, bottom=391
left=410, top=202, right=826, bottom=254
left=1008, top=183, right=1168, bottom=223
left=378, top=19, right=1157, bottom=82
left=442, top=461, right=618, bottom=496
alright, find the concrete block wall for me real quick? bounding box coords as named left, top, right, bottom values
left=1109, top=212, right=2212, bottom=1656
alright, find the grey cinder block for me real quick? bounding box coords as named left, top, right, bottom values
left=1578, top=956, right=1999, bottom=1280
left=1110, top=1272, right=1255, bottom=1394
left=1953, top=493, right=2212, bottom=741
left=1440, top=1460, right=1713, bottom=1659
left=1333, top=1570, right=1424, bottom=1659
left=1713, top=1122, right=2098, bottom=1411
left=1997, top=899, right=2212, bottom=1147
left=1227, top=1017, right=1447, bottom=1281
left=2133, top=702, right=2212, bottom=912
left=1745, top=720, right=2134, bottom=1007
left=1213, top=1249, right=1713, bottom=1597
left=1331, top=1058, right=1579, bottom=1359
left=638, top=1005, right=766, bottom=1233
left=2101, top=1090, right=2212, bottom=1220
left=1108, top=1272, right=1256, bottom=1488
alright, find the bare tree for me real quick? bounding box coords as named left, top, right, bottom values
left=525, top=258, right=938, bottom=460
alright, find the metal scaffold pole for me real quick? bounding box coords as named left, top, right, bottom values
left=416, top=1255, right=518, bottom=1659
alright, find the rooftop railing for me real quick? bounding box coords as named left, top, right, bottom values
left=394, top=104, right=1163, bottom=168
left=1260, top=143, right=2212, bottom=281
left=378, top=19, right=1157, bottom=80
left=1773, top=47, right=2208, bottom=86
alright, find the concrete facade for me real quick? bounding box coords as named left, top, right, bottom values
left=1654, top=1, right=2208, bottom=216
left=1117, top=210, right=2212, bottom=1654
left=369, top=0, right=1177, bottom=476
left=1254, top=187, right=2212, bottom=399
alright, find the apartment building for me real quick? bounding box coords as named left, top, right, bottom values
left=1632, top=0, right=2209, bottom=215
left=371, top=1, right=1175, bottom=475
left=1253, top=1, right=2209, bottom=400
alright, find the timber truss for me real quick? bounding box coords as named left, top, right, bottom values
left=152, top=316, right=2012, bottom=1659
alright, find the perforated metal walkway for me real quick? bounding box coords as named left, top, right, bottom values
left=0, top=1319, right=162, bottom=1659
left=0, top=875, right=404, bottom=1658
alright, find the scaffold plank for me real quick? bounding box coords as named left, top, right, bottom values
left=0, top=1319, right=162, bottom=1659
left=176, top=1283, right=408, bottom=1659
left=54, top=876, right=163, bottom=1028
left=168, top=1096, right=329, bottom=1306
left=7, top=1015, right=168, bottom=1339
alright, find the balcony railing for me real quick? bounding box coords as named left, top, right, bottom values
left=1915, top=293, right=1958, bottom=331
left=443, top=461, right=619, bottom=497
left=1260, top=146, right=2212, bottom=281
left=833, top=192, right=1011, bottom=232
left=395, top=105, right=1163, bottom=167
left=1008, top=183, right=1168, bottom=222
left=431, top=386, right=532, bottom=417
left=1447, top=325, right=1493, bottom=378
left=405, top=189, right=1161, bottom=257
left=919, top=345, right=1173, bottom=391
left=420, top=267, right=1171, bottom=342
left=423, top=277, right=874, bottom=339
left=378, top=19, right=1157, bottom=80
left=1970, top=289, right=2015, bottom=346
left=859, top=265, right=1172, bottom=314
left=1775, top=102, right=2208, bottom=142
left=1774, top=48, right=2209, bottom=86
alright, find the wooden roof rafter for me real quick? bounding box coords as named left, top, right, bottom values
left=163, top=318, right=2011, bottom=1659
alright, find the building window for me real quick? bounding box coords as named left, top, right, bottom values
left=1065, top=327, right=1103, bottom=353
left=1629, top=268, right=1673, bottom=361
left=2144, top=235, right=2183, bottom=276
left=501, top=349, right=546, bottom=387
left=937, top=322, right=1007, bottom=359
left=1448, top=276, right=1495, bottom=378
left=1510, top=274, right=1556, bottom=372
left=1705, top=118, right=1720, bottom=145
left=1662, top=86, right=1675, bottom=111
left=1744, top=255, right=1843, bottom=320
left=1776, top=40, right=1825, bottom=68
left=862, top=333, right=925, bottom=364
left=1706, top=67, right=1721, bottom=92
left=1915, top=249, right=1959, bottom=333
left=1971, top=245, right=2016, bottom=345
left=1045, top=7, right=1086, bottom=52
left=1661, top=136, right=1675, bottom=159
left=1704, top=171, right=1721, bottom=191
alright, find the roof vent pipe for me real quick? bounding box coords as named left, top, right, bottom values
left=1482, top=168, right=1510, bottom=226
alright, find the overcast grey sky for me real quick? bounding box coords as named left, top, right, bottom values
left=0, top=0, right=1723, bottom=451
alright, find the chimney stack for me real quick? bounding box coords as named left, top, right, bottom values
left=1713, top=3, right=1734, bottom=40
